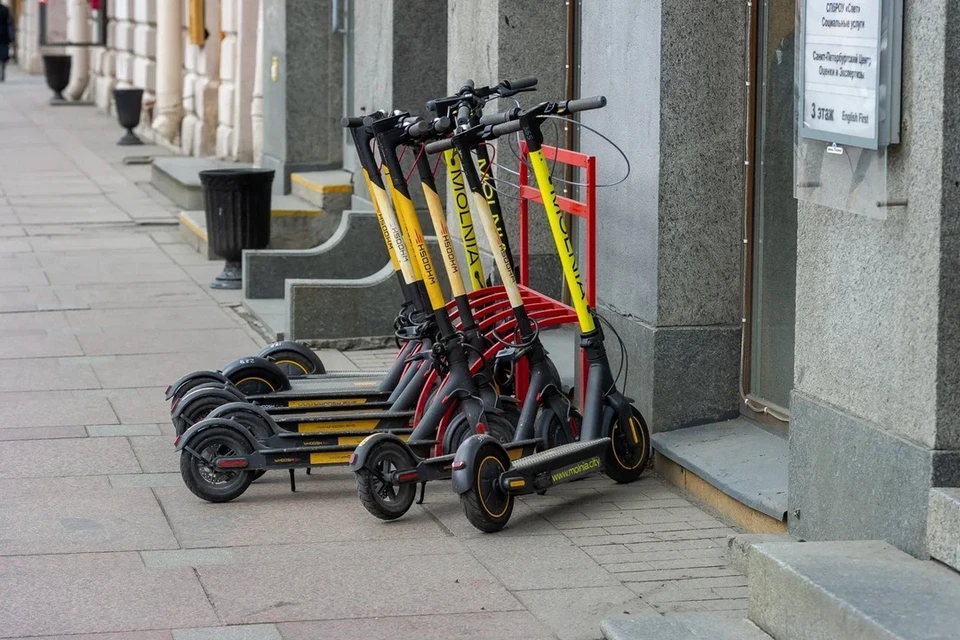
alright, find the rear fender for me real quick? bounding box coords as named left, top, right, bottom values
left=207, top=402, right=278, bottom=437
left=258, top=340, right=326, bottom=375
left=176, top=417, right=262, bottom=453
left=171, top=387, right=240, bottom=424
left=347, top=432, right=415, bottom=472
left=165, top=370, right=230, bottom=401
left=451, top=434, right=505, bottom=494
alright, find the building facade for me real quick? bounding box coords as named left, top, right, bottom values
left=12, top=0, right=958, bottom=560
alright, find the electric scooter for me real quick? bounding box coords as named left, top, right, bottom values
left=448, top=97, right=651, bottom=532
left=348, top=88, right=579, bottom=521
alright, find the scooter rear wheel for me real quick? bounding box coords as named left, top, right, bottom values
left=258, top=345, right=325, bottom=377
left=180, top=427, right=254, bottom=502
left=172, top=393, right=229, bottom=436
left=460, top=441, right=514, bottom=533
left=604, top=406, right=650, bottom=484
left=444, top=412, right=515, bottom=454
left=356, top=440, right=418, bottom=520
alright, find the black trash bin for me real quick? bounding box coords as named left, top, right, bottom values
left=199, top=168, right=275, bottom=289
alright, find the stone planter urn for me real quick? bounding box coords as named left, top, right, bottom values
left=42, top=55, right=71, bottom=104
left=113, top=88, right=144, bottom=145
left=199, top=169, right=275, bottom=289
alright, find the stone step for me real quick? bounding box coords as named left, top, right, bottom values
left=151, top=156, right=249, bottom=210
left=928, top=487, right=960, bottom=572
left=177, top=195, right=327, bottom=259
left=652, top=418, right=788, bottom=534
left=602, top=614, right=772, bottom=640
left=745, top=539, right=960, bottom=640
left=290, top=170, right=354, bottom=210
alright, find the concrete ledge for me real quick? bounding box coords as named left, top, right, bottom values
left=789, top=391, right=960, bottom=558
left=242, top=210, right=388, bottom=299
left=285, top=263, right=403, bottom=347
left=178, top=197, right=339, bottom=261
left=655, top=454, right=787, bottom=534
left=746, top=539, right=960, bottom=640
left=291, top=170, right=353, bottom=212
left=652, top=418, right=788, bottom=521
left=178, top=210, right=215, bottom=259
left=928, top=487, right=960, bottom=572
left=602, top=614, right=772, bottom=640
left=285, top=238, right=452, bottom=346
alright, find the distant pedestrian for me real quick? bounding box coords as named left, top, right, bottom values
left=0, top=3, right=12, bottom=82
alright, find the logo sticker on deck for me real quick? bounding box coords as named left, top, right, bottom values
left=550, top=456, right=601, bottom=483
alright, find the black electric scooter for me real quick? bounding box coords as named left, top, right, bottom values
left=348, top=88, right=575, bottom=521
left=449, top=98, right=651, bottom=532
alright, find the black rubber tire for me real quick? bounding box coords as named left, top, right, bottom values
left=356, top=440, right=418, bottom=520
left=258, top=341, right=325, bottom=375
left=534, top=407, right=580, bottom=452
left=173, top=394, right=230, bottom=436
left=460, top=441, right=514, bottom=533
left=603, top=405, right=651, bottom=484
left=209, top=406, right=274, bottom=481
left=443, top=412, right=515, bottom=455
left=180, top=427, right=254, bottom=502
left=221, top=357, right=290, bottom=395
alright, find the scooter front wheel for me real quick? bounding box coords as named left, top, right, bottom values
left=604, top=405, right=650, bottom=484
left=356, top=440, right=418, bottom=520
left=460, top=441, right=514, bottom=533
left=180, top=427, right=254, bottom=502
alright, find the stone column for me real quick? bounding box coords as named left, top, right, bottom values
left=216, top=0, right=258, bottom=161
left=445, top=0, right=567, bottom=299
left=65, top=0, right=90, bottom=99
left=578, top=0, right=744, bottom=430
left=151, top=0, right=183, bottom=142
left=260, top=0, right=343, bottom=194
left=181, top=0, right=219, bottom=155
left=250, top=0, right=265, bottom=166
left=787, top=4, right=960, bottom=558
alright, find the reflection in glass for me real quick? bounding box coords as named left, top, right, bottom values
left=751, top=0, right=797, bottom=412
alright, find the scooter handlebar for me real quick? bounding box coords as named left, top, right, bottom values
left=342, top=110, right=387, bottom=128
left=490, top=119, right=524, bottom=138
left=425, top=138, right=455, bottom=154
left=478, top=108, right=519, bottom=126
left=565, top=95, right=607, bottom=113
left=503, top=76, right=537, bottom=91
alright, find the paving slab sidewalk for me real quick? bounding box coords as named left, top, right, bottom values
left=0, top=72, right=745, bottom=640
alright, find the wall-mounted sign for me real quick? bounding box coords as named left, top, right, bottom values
left=800, top=0, right=902, bottom=149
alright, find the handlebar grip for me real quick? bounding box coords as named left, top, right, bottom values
left=504, top=76, right=537, bottom=90
left=407, top=120, right=431, bottom=138
left=565, top=95, right=607, bottom=113
left=456, top=104, right=471, bottom=124
left=341, top=116, right=365, bottom=128
left=433, top=116, right=453, bottom=135
left=491, top=119, right=524, bottom=138
left=425, top=138, right=455, bottom=154
left=478, top=108, right=519, bottom=126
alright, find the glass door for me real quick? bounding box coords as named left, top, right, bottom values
left=749, top=0, right=798, bottom=415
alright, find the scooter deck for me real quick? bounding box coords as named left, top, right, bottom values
left=272, top=409, right=416, bottom=433
left=285, top=372, right=389, bottom=393
left=502, top=438, right=609, bottom=494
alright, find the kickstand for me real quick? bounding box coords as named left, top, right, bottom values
left=288, top=469, right=297, bottom=492
left=306, top=468, right=312, bottom=475
left=416, top=482, right=426, bottom=505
